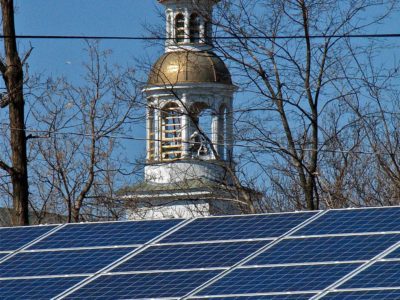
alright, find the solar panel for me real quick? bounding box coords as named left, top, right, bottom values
left=245, top=234, right=400, bottom=265
left=65, top=270, right=221, bottom=299
left=196, top=264, right=360, bottom=296
left=323, top=289, right=400, bottom=299
left=296, top=207, right=400, bottom=235
left=0, top=225, right=56, bottom=251
left=0, top=248, right=135, bottom=278
left=113, top=241, right=268, bottom=272
left=0, top=277, right=86, bottom=300
left=28, top=219, right=182, bottom=249
left=340, top=261, right=400, bottom=289
left=189, top=295, right=316, bottom=300
left=161, top=212, right=317, bottom=243
left=1, top=206, right=400, bottom=299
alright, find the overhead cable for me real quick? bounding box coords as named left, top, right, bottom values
left=2, top=33, right=400, bottom=40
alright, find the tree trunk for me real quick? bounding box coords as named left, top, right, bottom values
left=1, top=0, right=29, bottom=225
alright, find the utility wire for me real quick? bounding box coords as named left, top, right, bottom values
left=0, top=121, right=388, bottom=156
left=2, top=33, right=400, bottom=40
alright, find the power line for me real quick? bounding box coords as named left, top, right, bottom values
left=2, top=33, right=400, bottom=41
left=0, top=122, right=388, bottom=156
left=25, top=130, right=392, bottom=156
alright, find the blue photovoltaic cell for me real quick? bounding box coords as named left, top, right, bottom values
left=161, top=212, right=317, bottom=243
left=0, top=225, right=56, bottom=251
left=341, top=261, right=400, bottom=289
left=197, top=264, right=360, bottom=296
left=0, top=248, right=135, bottom=278
left=66, top=270, right=221, bottom=299
left=383, top=246, right=400, bottom=258
left=245, top=234, right=400, bottom=265
left=295, top=207, right=400, bottom=235
left=323, top=289, right=400, bottom=299
left=190, top=295, right=315, bottom=300
left=0, top=276, right=85, bottom=300
left=28, top=219, right=182, bottom=249
left=113, top=241, right=268, bottom=272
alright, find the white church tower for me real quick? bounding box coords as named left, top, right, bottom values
left=124, top=0, right=257, bottom=219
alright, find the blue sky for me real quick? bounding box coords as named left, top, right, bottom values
left=15, top=0, right=162, bottom=77
left=13, top=1, right=166, bottom=164
left=7, top=1, right=400, bottom=187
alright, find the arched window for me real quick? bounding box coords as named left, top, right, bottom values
left=189, top=13, right=201, bottom=43
left=204, top=21, right=211, bottom=43
left=188, top=103, right=212, bottom=158
left=175, top=13, right=185, bottom=43
left=161, top=103, right=182, bottom=161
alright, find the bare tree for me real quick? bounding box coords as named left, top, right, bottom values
left=341, top=48, right=400, bottom=206
left=212, top=0, right=397, bottom=210
left=29, top=41, right=141, bottom=222
left=0, top=0, right=32, bottom=225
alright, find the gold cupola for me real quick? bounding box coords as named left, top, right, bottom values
left=148, top=51, right=232, bottom=86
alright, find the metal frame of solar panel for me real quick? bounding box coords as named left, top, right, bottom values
left=189, top=207, right=400, bottom=300
left=0, top=218, right=186, bottom=300
left=2, top=207, right=400, bottom=299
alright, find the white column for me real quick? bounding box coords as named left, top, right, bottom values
left=145, top=104, right=152, bottom=161
left=181, top=93, right=190, bottom=158
left=154, top=100, right=161, bottom=161
left=226, top=102, right=234, bottom=163
left=173, top=10, right=177, bottom=41
left=181, top=114, right=190, bottom=158
left=211, top=112, right=219, bottom=159
left=217, top=111, right=225, bottom=159
left=199, top=16, right=205, bottom=44
left=184, top=8, right=190, bottom=44
left=166, top=11, right=173, bottom=49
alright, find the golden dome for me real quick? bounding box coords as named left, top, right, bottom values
left=148, top=51, right=232, bottom=86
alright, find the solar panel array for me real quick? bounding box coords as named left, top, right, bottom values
left=2, top=207, right=400, bottom=299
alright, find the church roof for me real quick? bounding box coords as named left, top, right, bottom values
left=120, top=178, right=225, bottom=193
left=0, top=207, right=65, bottom=226
left=147, top=51, right=232, bottom=86
left=118, top=178, right=254, bottom=203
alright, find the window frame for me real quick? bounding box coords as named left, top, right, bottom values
left=175, top=13, right=185, bottom=44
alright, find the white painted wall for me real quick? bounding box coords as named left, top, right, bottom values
left=145, top=160, right=229, bottom=184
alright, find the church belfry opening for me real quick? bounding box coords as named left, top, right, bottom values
left=160, top=102, right=182, bottom=161
left=189, top=13, right=201, bottom=43
left=165, top=1, right=211, bottom=47
left=174, top=13, right=185, bottom=43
